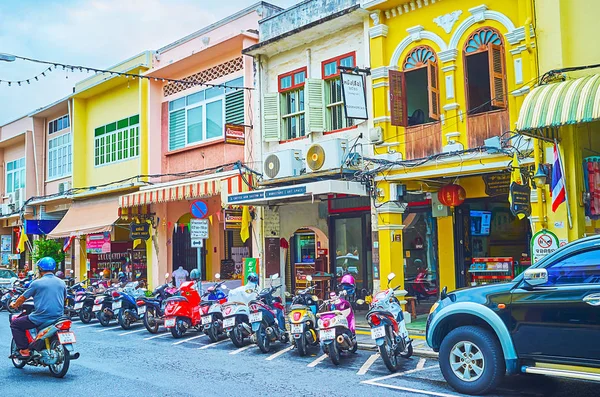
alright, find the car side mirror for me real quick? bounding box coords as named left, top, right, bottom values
left=523, top=268, right=548, bottom=287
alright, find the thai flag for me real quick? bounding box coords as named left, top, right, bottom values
left=63, top=236, right=74, bottom=252
left=551, top=143, right=566, bottom=212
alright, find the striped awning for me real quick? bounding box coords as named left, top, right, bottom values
left=517, top=74, right=600, bottom=132
left=120, top=172, right=252, bottom=208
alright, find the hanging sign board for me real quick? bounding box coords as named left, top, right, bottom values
left=191, top=238, right=204, bottom=248
left=509, top=182, right=532, bottom=218
left=225, top=124, right=245, bottom=146
left=129, top=222, right=150, bottom=240
left=340, top=72, right=368, bottom=120
left=531, top=229, right=560, bottom=264
left=190, top=219, right=209, bottom=239
left=225, top=210, right=242, bottom=230
left=87, top=232, right=111, bottom=254
left=482, top=174, right=510, bottom=197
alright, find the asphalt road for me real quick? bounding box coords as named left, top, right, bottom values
left=0, top=311, right=597, bottom=397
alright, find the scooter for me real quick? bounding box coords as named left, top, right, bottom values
left=222, top=280, right=259, bottom=347
left=338, top=272, right=357, bottom=308
left=78, top=282, right=106, bottom=324
left=366, top=272, right=413, bottom=373
left=93, top=284, right=122, bottom=327
left=249, top=274, right=288, bottom=353
left=164, top=280, right=206, bottom=338
left=317, top=290, right=362, bottom=365
left=412, top=269, right=438, bottom=301
left=64, top=281, right=87, bottom=319
left=201, top=273, right=229, bottom=342
left=9, top=300, right=79, bottom=378
left=288, top=275, right=320, bottom=356
left=137, top=273, right=178, bottom=334
left=113, top=281, right=147, bottom=330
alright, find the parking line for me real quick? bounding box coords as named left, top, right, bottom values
left=96, top=325, right=121, bottom=333
left=357, top=353, right=380, bottom=375
left=362, top=380, right=461, bottom=397
left=119, top=328, right=146, bottom=336
left=144, top=332, right=169, bottom=340
left=362, top=365, right=439, bottom=383
left=416, top=358, right=426, bottom=370
left=230, top=344, right=254, bottom=355
left=173, top=334, right=207, bottom=345
left=199, top=339, right=229, bottom=349
left=265, top=346, right=294, bottom=361
left=77, top=323, right=99, bottom=329
left=307, top=354, right=328, bottom=368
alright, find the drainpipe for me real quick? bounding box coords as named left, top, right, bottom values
left=306, top=49, right=311, bottom=78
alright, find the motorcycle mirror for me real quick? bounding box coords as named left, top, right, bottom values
left=164, top=273, right=170, bottom=280
left=270, top=273, right=279, bottom=280
left=284, top=291, right=291, bottom=297
left=215, top=273, right=221, bottom=280
left=356, top=299, right=365, bottom=305
left=306, top=275, right=313, bottom=282
left=387, top=273, right=396, bottom=282
left=221, top=284, right=228, bottom=290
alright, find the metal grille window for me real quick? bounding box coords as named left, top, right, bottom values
left=279, top=68, right=307, bottom=140
left=94, top=115, right=140, bottom=166
left=322, top=53, right=355, bottom=131
left=6, top=158, right=25, bottom=194
left=48, top=133, right=72, bottom=179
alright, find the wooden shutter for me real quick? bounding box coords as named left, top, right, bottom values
left=305, top=78, right=325, bottom=133
left=488, top=44, right=507, bottom=108
left=389, top=70, right=408, bottom=127
left=262, top=93, right=281, bottom=142
left=427, top=60, right=440, bottom=120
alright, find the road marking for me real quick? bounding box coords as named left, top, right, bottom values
left=230, top=344, right=254, bottom=355
left=173, top=334, right=207, bottom=345
left=356, top=330, right=371, bottom=335
left=144, top=332, right=169, bottom=340
left=357, top=353, right=380, bottom=375
left=361, top=365, right=439, bottom=383
left=119, top=328, right=146, bottom=336
left=199, top=339, right=229, bottom=349
left=265, top=346, right=294, bottom=361
left=77, top=323, right=99, bottom=329
left=362, top=380, right=461, bottom=397
left=307, top=353, right=328, bottom=368
left=416, top=357, right=426, bottom=370
left=96, top=325, right=121, bottom=333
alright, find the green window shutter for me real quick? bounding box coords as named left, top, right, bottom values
left=305, top=78, right=325, bottom=133
left=169, top=109, right=186, bottom=151
left=262, top=93, right=280, bottom=142
left=225, top=90, right=245, bottom=125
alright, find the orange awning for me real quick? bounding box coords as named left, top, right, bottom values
left=47, top=196, right=120, bottom=238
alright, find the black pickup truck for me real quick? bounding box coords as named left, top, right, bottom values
left=426, top=235, right=600, bottom=395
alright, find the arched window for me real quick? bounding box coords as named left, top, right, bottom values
left=389, top=46, right=440, bottom=127
left=464, top=27, right=507, bottom=114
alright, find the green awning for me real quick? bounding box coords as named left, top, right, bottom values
left=517, top=74, right=600, bottom=133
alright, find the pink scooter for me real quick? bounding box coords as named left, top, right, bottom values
left=317, top=290, right=363, bottom=365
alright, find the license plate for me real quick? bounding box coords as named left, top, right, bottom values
left=371, top=326, right=386, bottom=340
left=249, top=312, right=262, bottom=323
left=92, top=304, right=102, bottom=312
left=201, top=315, right=212, bottom=326
left=164, top=318, right=176, bottom=328
left=137, top=306, right=146, bottom=315
left=320, top=328, right=336, bottom=341
left=223, top=317, right=236, bottom=329
left=290, top=324, right=303, bottom=334
left=112, top=301, right=122, bottom=310
left=74, top=302, right=84, bottom=310
left=57, top=332, right=76, bottom=344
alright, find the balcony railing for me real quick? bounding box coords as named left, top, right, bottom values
left=404, top=122, right=442, bottom=160
left=467, top=109, right=510, bottom=148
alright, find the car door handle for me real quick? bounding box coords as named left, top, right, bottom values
left=583, top=294, right=600, bottom=306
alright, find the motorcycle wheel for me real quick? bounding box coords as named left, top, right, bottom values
left=296, top=335, right=308, bottom=357
left=400, top=342, right=414, bottom=359
left=144, top=307, right=159, bottom=334
left=329, top=342, right=341, bottom=366
left=48, top=338, right=70, bottom=378
left=379, top=332, right=400, bottom=373
left=207, top=321, right=219, bottom=343
left=118, top=309, right=132, bottom=330
left=170, top=317, right=188, bottom=339
left=230, top=324, right=245, bottom=348
left=256, top=323, right=271, bottom=353
left=98, top=311, right=111, bottom=327
left=10, top=339, right=27, bottom=369
left=350, top=333, right=358, bottom=354
left=80, top=306, right=93, bottom=324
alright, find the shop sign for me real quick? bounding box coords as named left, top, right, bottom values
left=509, top=182, right=531, bottom=218
left=243, top=258, right=260, bottom=281
left=191, top=238, right=203, bottom=248
left=129, top=222, right=150, bottom=240
left=1, top=235, right=11, bottom=252
left=225, top=124, right=245, bottom=146
left=87, top=232, right=111, bottom=254
left=190, top=219, right=209, bottom=239
left=225, top=210, right=242, bottom=230
left=340, top=72, right=368, bottom=120
left=531, top=229, right=560, bottom=264
left=482, top=174, right=511, bottom=197
left=190, top=200, right=209, bottom=219
left=228, top=186, right=307, bottom=203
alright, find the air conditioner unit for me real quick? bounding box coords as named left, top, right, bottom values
left=58, top=181, right=72, bottom=194
left=263, top=149, right=303, bottom=180
left=8, top=192, right=16, bottom=205
left=305, top=138, right=348, bottom=173
left=0, top=204, right=8, bottom=216
left=369, top=127, right=383, bottom=145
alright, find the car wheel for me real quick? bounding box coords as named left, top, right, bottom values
left=439, top=325, right=505, bottom=395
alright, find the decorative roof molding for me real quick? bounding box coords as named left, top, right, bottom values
left=373, top=81, right=389, bottom=89
left=371, top=66, right=389, bottom=80
left=369, top=24, right=389, bottom=38
left=378, top=0, right=444, bottom=20
left=449, top=6, right=520, bottom=49
left=438, top=49, right=458, bottom=63
left=441, top=64, right=457, bottom=72
left=433, top=10, right=463, bottom=34
left=389, top=27, right=448, bottom=67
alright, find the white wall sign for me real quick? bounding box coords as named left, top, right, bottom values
left=531, top=229, right=560, bottom=264
left=340, top=72, right=368, bottom=120
left=190, top=219, right=209, bottom=239
left=191, top=238, right=204, bottom=248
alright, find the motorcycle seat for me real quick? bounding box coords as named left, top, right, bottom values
left=290, top=304, right=308, bottom=310
left=37, top=316, right=70, bottom=331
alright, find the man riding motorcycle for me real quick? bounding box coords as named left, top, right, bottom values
left=9, top=257, right=67, bottom=359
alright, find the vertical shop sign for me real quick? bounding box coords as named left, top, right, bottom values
left=531, top=229, right=559, bottom=264
left=243, top=258, right=260, bottom=281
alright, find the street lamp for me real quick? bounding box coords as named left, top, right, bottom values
left=532, top=165, right=548, bottom=187
left=0, top=54, right=16, bottom=62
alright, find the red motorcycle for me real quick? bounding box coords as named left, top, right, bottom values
left=412, top=269, right=438, bottom=301
left=163, top=280, right=213, bottom=338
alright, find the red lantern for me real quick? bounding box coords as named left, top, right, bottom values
left=438, top=184, right=466, bottom=207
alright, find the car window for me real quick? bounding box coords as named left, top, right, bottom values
left=545, top=249, right=600, bottom=286
left=0, top=269, right=16, bottom=278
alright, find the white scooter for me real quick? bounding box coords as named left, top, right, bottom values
left=221, top=280, right=259, bottom=347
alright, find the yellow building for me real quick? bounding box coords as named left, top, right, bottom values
left=48, top=52, right=153, bottom=285
left=363, top=0, right=537, bottom=313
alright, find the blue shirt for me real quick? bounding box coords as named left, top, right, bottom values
left=23, top=273, right=66, bottom=326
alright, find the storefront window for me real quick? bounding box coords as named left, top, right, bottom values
left=334, top=217, right=363, bottom=284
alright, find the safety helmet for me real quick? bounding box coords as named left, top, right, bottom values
left=247, top=272, right=259, bottom=284
left=56, top=271, right=65, bottom=279
left=102, top=269, right=110, bottom=278
left=118, top=271, right=127, bottom=282
left=190, top=269, right=201, bottom=281
left=37, top=257, right=57, bottom=272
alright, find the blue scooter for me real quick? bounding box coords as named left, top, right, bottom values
left=137, top=274, right=178, bottom=334
left=113, top=281, right=146, bottom=330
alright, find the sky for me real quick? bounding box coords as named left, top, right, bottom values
left=0, top=0, right=299, bottom=125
